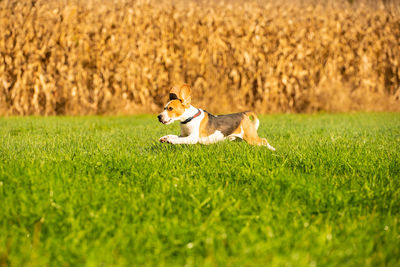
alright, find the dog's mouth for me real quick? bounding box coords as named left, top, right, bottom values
left=162, top=119, right=173, bottom=125
left=159, top=117, right=172, bottom=125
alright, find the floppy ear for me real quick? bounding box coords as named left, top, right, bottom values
left=169, top=86, right=181, bottom=101
left=179, top=84, right=191, bottom=107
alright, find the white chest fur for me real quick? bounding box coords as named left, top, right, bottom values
left=179, top=109, right=203, bottom=137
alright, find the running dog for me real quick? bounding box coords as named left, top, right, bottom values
left=157, top=84, right=275, bottom=150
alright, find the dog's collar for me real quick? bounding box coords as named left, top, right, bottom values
left=181, top=109, right=201, bottom=124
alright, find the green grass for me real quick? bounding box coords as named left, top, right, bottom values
left=0, top=113, right=399, bottom=266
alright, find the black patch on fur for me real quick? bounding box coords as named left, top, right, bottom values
left=205, top=111, right=245, bottom=136
left=169, top=93, right=180, bottom=101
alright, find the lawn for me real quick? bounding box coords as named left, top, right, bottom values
left=0, top=113, right=399, bottom=266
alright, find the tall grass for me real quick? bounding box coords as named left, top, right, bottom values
left=0, top=0, right=399, bottom=115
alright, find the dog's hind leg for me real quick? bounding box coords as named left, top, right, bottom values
left=242, top=114, right=275, bottom=150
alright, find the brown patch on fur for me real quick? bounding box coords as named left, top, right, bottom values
left=241, top=117, right=261, bottom=145
left=199, top=111, right=210, bottom=137
left=166, top=100, right=185, bottom=118
left=240, top=113, right=267, bottom=146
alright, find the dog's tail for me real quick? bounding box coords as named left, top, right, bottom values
left=245, top=111, right=260, bottom=130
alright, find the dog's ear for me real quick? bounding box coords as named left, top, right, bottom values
left=169, top=86, right=180, bottom=101
left=179, top=84, right=191, bottom=107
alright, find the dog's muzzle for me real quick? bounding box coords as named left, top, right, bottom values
left=157, top=114, right=171, bottom=124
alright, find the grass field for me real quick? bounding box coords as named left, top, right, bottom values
left=0, top=113, right=399, bottom=266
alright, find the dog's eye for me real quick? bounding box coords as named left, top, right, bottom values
left=168, top=107, right=173, bottom=111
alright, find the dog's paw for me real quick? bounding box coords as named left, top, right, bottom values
left=159, top=135, right=179, bottom=143
left=260, top=138, right=276, bottom=151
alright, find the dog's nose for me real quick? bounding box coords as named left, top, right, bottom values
left=157, top=115, right=162, bottom=122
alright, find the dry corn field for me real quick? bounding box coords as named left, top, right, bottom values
left=0, top=0, right=399, bottom=115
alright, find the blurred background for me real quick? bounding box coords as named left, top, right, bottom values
left=0, top=0, right=399, bottom=115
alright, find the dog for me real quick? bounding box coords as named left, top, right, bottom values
left=157, top=84, right=275, bottom=150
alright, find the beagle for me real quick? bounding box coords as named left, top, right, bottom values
left=157, top=84, right=275, bottom=150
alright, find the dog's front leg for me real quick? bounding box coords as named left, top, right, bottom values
left=162, top=134, right=199, bottom=145
left=170, top=135, right=199, bottom=144
left=159, top=135, right=179, bottom=143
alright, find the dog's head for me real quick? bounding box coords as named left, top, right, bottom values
left=157, top=84, right=192, bottom=125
